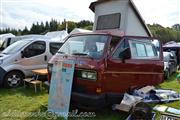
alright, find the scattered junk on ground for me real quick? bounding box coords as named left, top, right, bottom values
left=154, top=105, right=180, bottom=120
left=112, top=86, right=180, bottom=120
left=131, top=86, right=180, bottom=103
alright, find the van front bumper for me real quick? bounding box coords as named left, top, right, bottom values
left=71, top=92, right=106, bottom=109
left=0, top=67, right=6, bottom=85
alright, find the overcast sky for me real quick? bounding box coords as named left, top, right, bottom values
left=0, top=0, right=179, bottom=30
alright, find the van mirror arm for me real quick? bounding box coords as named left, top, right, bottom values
left=21, top=51, right=25, bottom=58
left=0, top=47, right=4, bottom=51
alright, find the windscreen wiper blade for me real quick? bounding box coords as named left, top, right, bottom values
left=57, top=51, right=65, bottom=54
left=72, top=53, right=88, bottom=56
left=2, top=52, right=7, bottom=55
left=72, top=52, right=93, bottom=59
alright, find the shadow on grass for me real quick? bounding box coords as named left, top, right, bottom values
left=156, top=71, right=179, bottom=89
left=0, top=86, right=48, bottom=98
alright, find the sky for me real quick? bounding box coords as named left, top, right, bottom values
left=0, top=0, right=179, bottom=30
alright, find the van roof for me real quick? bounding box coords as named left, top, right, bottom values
left=71, top=29, right=153, bottom=39
left=12, top=35, right=63, bottom=43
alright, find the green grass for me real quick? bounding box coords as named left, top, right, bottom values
left=0, top=71, right=179, bottom=120
left=157, top=71, right=180, bottom=109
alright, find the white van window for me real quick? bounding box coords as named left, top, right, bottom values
left=130, top=39, right=158, bottom=59
left=24, top=41, right=46, bottom=58
left=2, top=40, right=31, bottom=54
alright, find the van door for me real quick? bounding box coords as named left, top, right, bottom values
left=104, top=37, right=163, bottom=93
left=104, top=38, right=134, bottom=93
left=17, top=41, right=47, bottom=76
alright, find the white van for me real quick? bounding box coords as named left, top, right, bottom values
left=0, top=37, right=63, bottom=88
left=0, top=35, right=45, bottom=52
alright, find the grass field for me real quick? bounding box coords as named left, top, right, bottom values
left=0, top=71, right=179, bottom=120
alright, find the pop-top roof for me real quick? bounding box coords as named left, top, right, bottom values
left=89, top=0, right=152, bottom=37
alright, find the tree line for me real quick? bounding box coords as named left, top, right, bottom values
left=148, top=24, right=180, bottom=43
left=0, top=19, right=179, bottom=43
left=0, top=19, right=93, bottom=35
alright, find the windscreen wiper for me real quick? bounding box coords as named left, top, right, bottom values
left=1, top=52, right=7, bottom=55
left=72, top=53, right=88, bottom=56
left=57, top=51, right=65, bottom=54
left=72, top=52, right=93, bottom=59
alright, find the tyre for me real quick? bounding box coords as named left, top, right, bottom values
left=4, top=71, right=24, bottom=88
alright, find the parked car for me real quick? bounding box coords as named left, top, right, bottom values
left=163, top=52, right=177, bottom=79
left=0, top=36, right=64, bottom=88
left=47, top=31, right=164, bottom=109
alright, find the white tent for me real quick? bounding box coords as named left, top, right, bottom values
left=70, top=28, right=92, bottom=35
left=0, top=33, right=15, bottom=46
left=0, top=33, right=15, bottom=39
left=45, top=30, right=68, bottom=42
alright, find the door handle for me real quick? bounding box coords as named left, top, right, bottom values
left=44, top=55, right=47, bottom=61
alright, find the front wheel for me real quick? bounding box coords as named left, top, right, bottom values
left=4, top=71, right=23, bottom=88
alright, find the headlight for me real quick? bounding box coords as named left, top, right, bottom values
left=81, top=71, right=97, bottom=80
left=0, top=59, right=3, bottom=65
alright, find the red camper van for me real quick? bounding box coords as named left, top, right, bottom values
left=47, top=30, right=164, bottom=109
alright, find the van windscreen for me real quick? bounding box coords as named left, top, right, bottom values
left=2, top=40, right=31, bottom=54
left=58, top=35, right=108, bottom=59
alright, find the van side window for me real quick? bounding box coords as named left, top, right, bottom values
left=49, top=42, right=63, bottom=55
left=24, top=41, right=46, bottom=58
left=112, top=39, right=129, bottom=59
left=130, top=39, right=158, bottom=59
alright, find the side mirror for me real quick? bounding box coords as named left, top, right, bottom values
left=119, top=47, right=131, bottom=63
left=21, top=51, right=25, bottom=58
left=0, top=47, right=4, bottom=51
left=169, top=59, right=175, bottom=63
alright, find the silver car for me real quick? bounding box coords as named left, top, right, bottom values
left=163, top=52, right=177, bottom=79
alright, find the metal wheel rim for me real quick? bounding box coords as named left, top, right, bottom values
left=7, top=74, right=21, bottom=87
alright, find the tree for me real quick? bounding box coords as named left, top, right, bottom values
left=49, top=19, right=58, bottom=31
left=148, top=24, right=180, bottom=43
left=60, top=21, right=77, bottom=33
left=22, top=26, right=29, bottom=35
left=45, top=21, right=50, bottom=32
left=172, top=24, right=180, bottom=31
left=76, top=20, right=93, bottom=28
